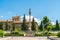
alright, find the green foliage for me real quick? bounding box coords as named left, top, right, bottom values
left=14, top=28, right=19, bottom=32
left=11, top=28, right=20, bottom=34
left=42, top=31, right=51, bottom=36
left=15, top=28, right=22, bottom=31
left=55, top=20, right=60, bottom=30
left=47, top=31, right=51, bottom=36
left=11, top=29, right=25, bottom=36
left=21, top=14, right=28, bottom=31
left=43, top=16, right=49, bottom=24
left=20, top=32, right=25, bottom=36
left=47, top=25, right=52, bottom=31
left=45, top=32, right=57, bottom=36
left=35, top=33, right=43, bottom=36
left=31, top=18, right=38, bottom=31
left=51, top=25, right=56, bottom=31
left=39, top=21, right=43, bottom=31
left=35, top=32, right=43, bottom=36
left=20, top=33, right=25, bottom=36
left=4, top=31, right=25, bottom=36
left=11, top=31, right=19, bottom=34
left=0, top=22, right=3, bottom=30
left=0, top=30, right=4, bottom=37
left=13, top=23, right=15, bottom=31
left=11, top=31, right=22, bottom=36
left=4, top=33, right=11, bottom=36
left=31, top=18, right=35, bottom=31
left=5, top=22, right=8, bottom=30
left=35, top=31, right=57, bottom=36
left=50, top=33, right=57, bottom=36
left=11, top=32, right=24, bottom=36
left=57, top=31, right=60, bottom=37
left=35, top=31, right=38, bottom=34
left=42, top=16, right=50, bottom=30
left=11, top=28, right=20, bottom=36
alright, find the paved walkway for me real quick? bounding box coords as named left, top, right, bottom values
left=0, top=37, right=48, bottom=40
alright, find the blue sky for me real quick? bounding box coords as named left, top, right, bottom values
left=0, top=0, right=60, bottom=22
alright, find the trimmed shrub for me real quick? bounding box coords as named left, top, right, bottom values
left=35, top=32, right=43, bottom=36
left=50, top=33, right=57, bottom=36
left=20, top=33, right=25, bottom=36
left=11, top=31, right=19, bottom=34
left=11, top=28, right=20, bottom=36
left=47, top=31, right=51, bottom=36
left=22, top=32, right=25, bottom=36
left=4, top=33, right=11, bottom=36
left=11, top=34, right=20, bottom=36
left=0, top=30, right=4, bottom=37
left=43, top=31, right=51, bottom=36
left=11, top=31, right=20, bottom=36
left=11, top=31, right=25, bottom=36
left=57, top=31, right=60, bottom=37
left=35, top=33, right=43, bottom=36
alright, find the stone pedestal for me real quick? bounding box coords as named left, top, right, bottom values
left=25, top=31, right=34, bottom=37
left=25, top=8, right=34, bottom=37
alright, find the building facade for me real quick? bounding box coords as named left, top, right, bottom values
left=0, top=9, right=38, bottom=31
left=0, top=15, right=22, bottom=31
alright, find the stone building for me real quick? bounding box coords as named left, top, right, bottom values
left=0, top=15, right=22, bottom=31
left=0, top=9, right=38, bottom=31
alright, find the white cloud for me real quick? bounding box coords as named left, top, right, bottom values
left=20, top=15, right=41, bottom=25
left=21, top=16, right=33, bottom=21
left=34, top=18, right=41, bottom=25
left=0, top=16, right=3, bottom=18
left=20, top=15, right=55, bottom=25
left=51, top=22, right=55, bottom=25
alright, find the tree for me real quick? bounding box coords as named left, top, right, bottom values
left=55, top=20, right=59, bottom=30
left=39, top=21, right=43, bottom=31
left=51, top=25, right=55, bottom=31
left=47, top=24, right=52, bottom=39
left=35, top=22, right=38, bottom=32
left=31, top=18, right=36, bottom=31
left=42, top=16, right=50, bottom=30
left=47, top=24, right=52, bottom=31
left=0, top=30, right=4, bottom=37
left=13, top=23, right=15, bottom=31
left=5, top=22, right=8, bottom=30
left=21, top=14, right=27, bottom=31
left=0, top=22, right=3, bottom=30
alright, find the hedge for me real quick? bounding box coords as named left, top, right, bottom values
left=57, top=31, right=60, bottom=37
left=0, top=30, right=4, bottom=37
left=35, top=32, right=43, bottom=36
left=4, top=32, right=25, bottom=36
left=4, top=33, right=11, bottom=36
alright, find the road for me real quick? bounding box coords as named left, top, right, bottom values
left=0, top=37, right=48, bottom=40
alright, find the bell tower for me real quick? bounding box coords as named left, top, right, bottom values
left=12, top=15, right=20, bottom=21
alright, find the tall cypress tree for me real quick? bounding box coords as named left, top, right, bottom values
left=13, top=23, right=15, bottom=31
left=55, top=20, right=59, bottom=30
left=21, top=14, right=27, bottom=31
left=5, top=21, right=8, bottom=30
left=39, top=21, right=43, bottom=31
left=0, top=22, right=3, bottom=30
left=31, top=18, right=36, bottom=31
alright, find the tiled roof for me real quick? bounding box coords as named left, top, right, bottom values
left=0, top=20, right=7, bottom=22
